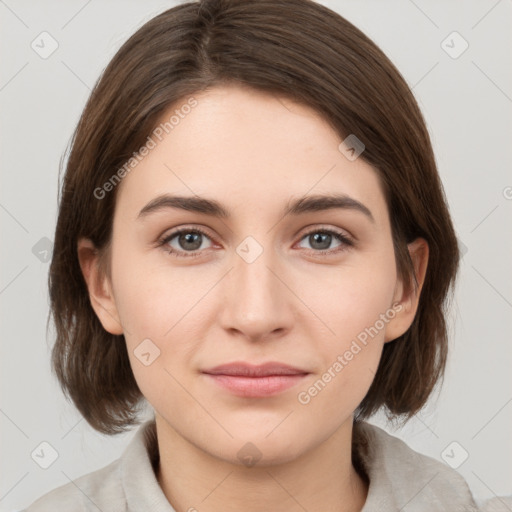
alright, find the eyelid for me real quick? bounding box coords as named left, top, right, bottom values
left=158, top=223, right=354, bottom=243
left=157, top=225, right=217, bottom=249
left=296, top=223, right=354, bottom=242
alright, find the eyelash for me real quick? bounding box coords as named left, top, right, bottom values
left=157, top=226, right=354, bottom=259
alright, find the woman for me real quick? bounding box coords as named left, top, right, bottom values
left=24, top=0, right=511, bottom=510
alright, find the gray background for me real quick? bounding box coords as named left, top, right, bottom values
left=1, top=0, right=511, bottom=510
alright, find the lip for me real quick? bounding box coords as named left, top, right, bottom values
left=202, top=361, right=309, bottom=377
left=201, top=362, right=309, bottom=398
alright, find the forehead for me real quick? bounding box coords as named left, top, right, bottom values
left=114, top=84, right=388, bottom=225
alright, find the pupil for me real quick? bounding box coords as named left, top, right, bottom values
left=180, top=233, right=201, bottom=250
left=311, top=232, right=330, bottom=250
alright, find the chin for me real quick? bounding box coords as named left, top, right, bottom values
left=221, top=431, right=309, bottom=468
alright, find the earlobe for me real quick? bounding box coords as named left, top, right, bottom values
left=384, top=238, right=429, bottom=343
left=77, top=237, right=124, bottom=335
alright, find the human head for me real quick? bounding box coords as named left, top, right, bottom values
left=49, top=0, right=459, bottom=436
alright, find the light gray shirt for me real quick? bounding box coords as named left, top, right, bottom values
left=23, top=418, right=511, bottom=511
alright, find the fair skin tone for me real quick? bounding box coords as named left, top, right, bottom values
left=78, top=84, right=428, bottom=512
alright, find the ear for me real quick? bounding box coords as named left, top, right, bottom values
left=77, top=237, right=123, bottom=335
left=384, top=237, right=429, bottom=343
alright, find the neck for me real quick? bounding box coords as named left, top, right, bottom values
left=155, top=416, right=368, bottom=512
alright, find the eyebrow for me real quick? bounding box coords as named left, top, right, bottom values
left=137, top=193, right=375, bottom=223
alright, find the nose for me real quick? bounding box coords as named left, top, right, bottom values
left=218, top=242, right=295, bottom=343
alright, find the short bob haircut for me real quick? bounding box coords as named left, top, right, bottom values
left=48, top=0, right=460, bottom=435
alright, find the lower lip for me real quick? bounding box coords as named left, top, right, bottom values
left=203, top=373, right=308, bottom=398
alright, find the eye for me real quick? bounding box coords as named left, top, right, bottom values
left=158, top=227, right=214, bottom=258
left=158, top=225, right=354, bottom=259
left=296, top=227, right=353, bottom=255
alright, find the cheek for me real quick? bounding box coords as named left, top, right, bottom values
left=301, top=251, right=397, bottom=345
left=297, top=251, right=397, bottom=400
left=111, top=242, right=206, bottom=339
left=296, top=278, right=395, bottom=417
left=110, top=248, right=210, bottom=394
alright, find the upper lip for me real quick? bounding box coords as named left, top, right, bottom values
left=202, top=361, right=309, bottom=377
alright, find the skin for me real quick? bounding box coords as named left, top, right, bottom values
left=78, top=83, right=428, bottom=512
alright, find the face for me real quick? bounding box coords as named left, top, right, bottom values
left=83, top=84, right=423, bottom=465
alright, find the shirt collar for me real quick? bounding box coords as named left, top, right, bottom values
left=353, top=420, right=479, bottom=511
left=120, top=418, right=479, bottom=511
left=121, top=418, right=175, bottom=511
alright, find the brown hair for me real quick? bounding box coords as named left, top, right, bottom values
left=48, top=0, right=460, bottom=434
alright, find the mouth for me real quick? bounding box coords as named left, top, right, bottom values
left=201, top=361, right=310, bottom=398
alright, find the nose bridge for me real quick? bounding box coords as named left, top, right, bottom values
left=219, top=234, right=292, bottom=339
